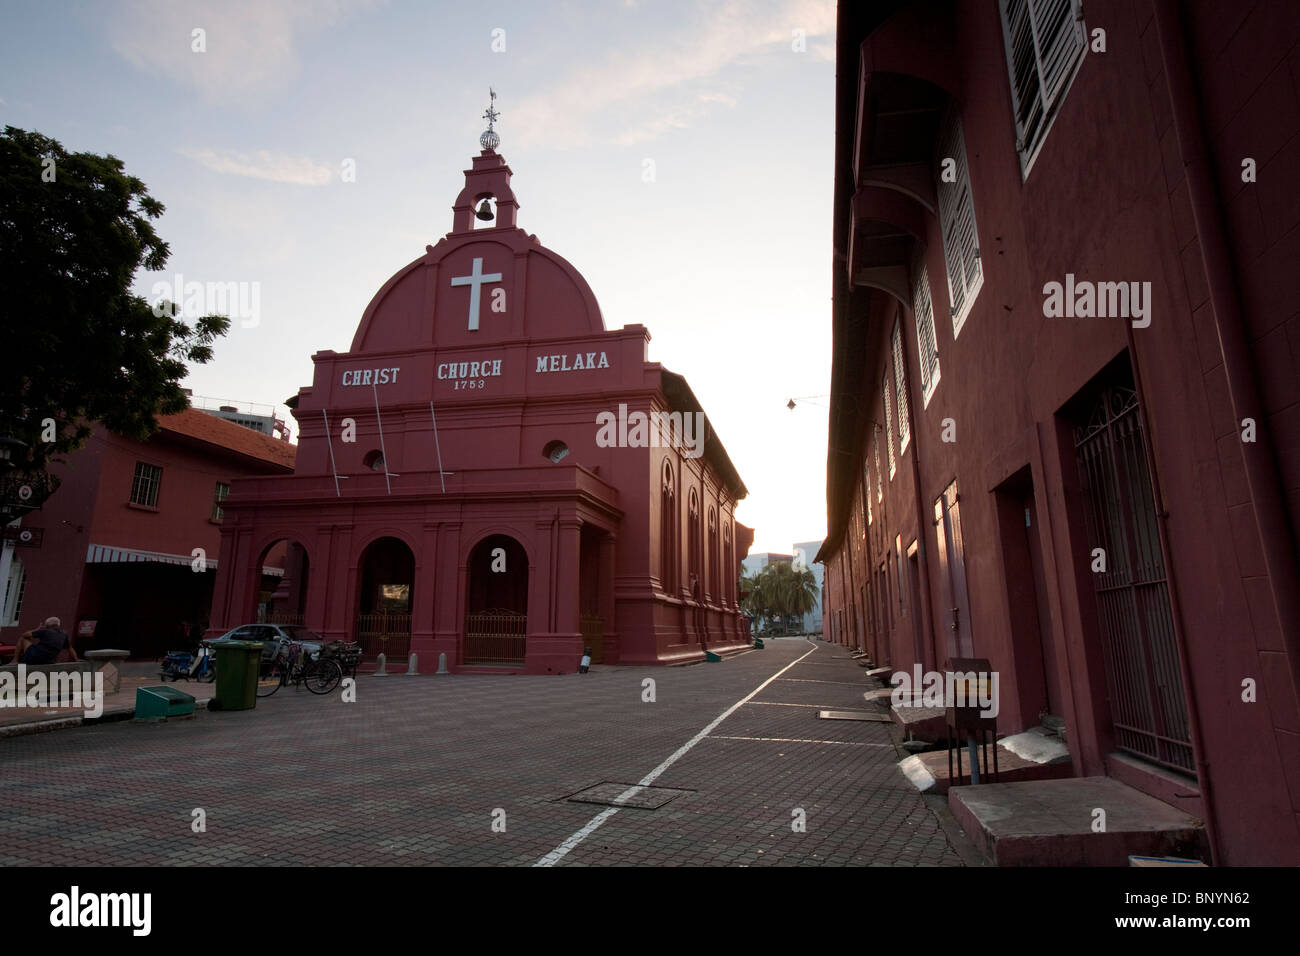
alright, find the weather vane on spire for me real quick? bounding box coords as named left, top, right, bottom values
left=480, top=88, right=500, bottom=151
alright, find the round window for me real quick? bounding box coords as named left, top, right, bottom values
left=542, top=441, right=569, bottom=463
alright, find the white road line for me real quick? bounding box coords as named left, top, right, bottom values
left=777, top=678, right=866, bottom=686
left=746, top=701, right=836, bottom=708
left=534, top=638, right=821, bottom=867
left=705, top=735, right=893, bottom=747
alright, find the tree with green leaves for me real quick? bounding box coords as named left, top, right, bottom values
left=741, top=561, right=820, bottom=635
left=0, top=126, right=228, bottom=496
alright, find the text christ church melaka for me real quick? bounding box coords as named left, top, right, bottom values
left=206, top=114, right=754, bottom=674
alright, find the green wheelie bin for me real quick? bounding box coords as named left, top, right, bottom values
left=212, top=641, right=264, bottom=711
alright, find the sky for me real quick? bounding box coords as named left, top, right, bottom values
left=0, top=0, right=835, bottom=555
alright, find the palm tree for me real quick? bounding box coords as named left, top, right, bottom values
left=742, top=561, right=819, bottom=635
left=783, top=564, right=820, bottom=631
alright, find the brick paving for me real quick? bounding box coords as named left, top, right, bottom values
left=0, top=638, right=980, bottom=866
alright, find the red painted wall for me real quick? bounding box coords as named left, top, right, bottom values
left=822, top=0, right=1300, bottom=863
left=3, top=417, right=293, bottom=655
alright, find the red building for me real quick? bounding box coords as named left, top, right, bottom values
left=1, top=408, right=296, bottom=657
left=819, top=1, right=1300, bottom=863
left=206, top=135, right=753, bottom=674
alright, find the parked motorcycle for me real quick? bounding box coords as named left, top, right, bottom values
left=159, top=642, right=217, bottom=682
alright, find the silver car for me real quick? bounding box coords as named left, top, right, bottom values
left=209, top=624, right=325, bottom=661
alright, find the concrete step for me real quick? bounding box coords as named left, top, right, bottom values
left=948, top=776, right=1208, bottom=866
left=889, top=699, right=948, bottom=741
left=898, top=737, right=1072, bottom=794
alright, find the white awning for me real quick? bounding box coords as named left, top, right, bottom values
left=85, top=544, right=283, bottom=576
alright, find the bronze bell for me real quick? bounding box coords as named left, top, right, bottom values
left=475, top=199, right=494, bottom=221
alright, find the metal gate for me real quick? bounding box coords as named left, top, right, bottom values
left=1075, top=383, right=1194, bottom=775
left=580, top=615, right=604, bottom=664
left=355, top=612, right=411, bottom=660
left=464, top=609, right=526, bottom=665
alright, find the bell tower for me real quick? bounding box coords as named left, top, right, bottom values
left=450, top=89, right=519, bottom=234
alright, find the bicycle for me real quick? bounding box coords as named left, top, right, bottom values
left=319, top=640, right=363, bottom=680
left=255, top=641, right=342, bottom=698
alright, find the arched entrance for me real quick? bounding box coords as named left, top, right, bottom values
left=464, top=534, right=528, bottom=665
left=355, top=536, right=415, bottom=660
left=250, top=538, right=311, bottom=627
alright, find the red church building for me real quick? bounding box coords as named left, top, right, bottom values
left=207, top=119, right=753, bottom=674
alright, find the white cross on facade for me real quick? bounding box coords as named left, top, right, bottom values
left=449, top=257, right=503, bottom=331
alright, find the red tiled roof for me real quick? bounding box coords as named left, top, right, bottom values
left=157, top=408, right=296, bottom=471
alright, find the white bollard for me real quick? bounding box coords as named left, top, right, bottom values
left=374, top=652, right=388, bottom=676
left=436, top=652, right=450, bottom=675
left=407, top=652, right=419, bottom=675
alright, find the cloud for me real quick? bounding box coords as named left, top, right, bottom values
left=178, top=147, right=335, bottom=186
left=510, top=0, right=835, bottom=147
left=108, top=0, right=379, bottom=103
left=615, top=91, right=739, bottom=146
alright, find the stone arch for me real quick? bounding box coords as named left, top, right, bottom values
left=462, top=525, right=538, bottom=571
left=354, top=535, right=416, bottom=660
left=245, top=533, right=314, bottom=627
left=463, top=533, right=530, bottom=666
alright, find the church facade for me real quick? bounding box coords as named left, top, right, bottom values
left=206, top=137, right=753, bottom=674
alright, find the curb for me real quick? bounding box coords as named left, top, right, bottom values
left=0, top=697, right=213, bottom=740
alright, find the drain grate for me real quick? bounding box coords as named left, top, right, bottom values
left=563, top=782, right=693, bottom=809
left=817, top=709, right=892, bottom=722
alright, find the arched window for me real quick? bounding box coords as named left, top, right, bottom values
left=660, top=461, right=677, bottom=590
left=707, top=507, right=719, bottom=603
left=722, top=521, right=733, bottom=605
left=687, top=489, right=701, bottom=599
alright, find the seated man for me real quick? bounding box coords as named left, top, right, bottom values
left=11, top=616, right=76, bottom=665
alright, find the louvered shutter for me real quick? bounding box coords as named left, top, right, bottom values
left=883, top=374, right=895, bottom=477
left=865, top=461, right=872, bottom=525
left=873, top=434, right=882, bottom=503
left=892, top=322, right=910, bottom=450
left=912, top=261, right=940, bottom=404
left=936, top=111, right=982, bottom=335
left=1000, top=0, right=1084, bottom=167
left=1033, top=0, right=1085, bottom=111
left=1001, top=0, right=1044, bottom=153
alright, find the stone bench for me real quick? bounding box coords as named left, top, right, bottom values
left=84, top=649, right=130, bottom=694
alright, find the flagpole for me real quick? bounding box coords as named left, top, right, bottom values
left=372, top=382, right=392, bottom=495
left=321, top=409, right=341, bottom=497
left=429, top=401, right=446, bottom=494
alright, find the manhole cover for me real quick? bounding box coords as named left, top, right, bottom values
left=817, top=710, right=892, bottom=722
left=564, top=782, right=693, bottom=809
